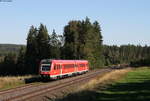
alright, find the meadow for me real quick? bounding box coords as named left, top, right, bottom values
left=0, top=75, right=40, bottom=90
left=54, top=67, right=150, bottom=101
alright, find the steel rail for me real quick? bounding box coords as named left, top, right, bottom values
left=4, top=69, right=112, bottom=101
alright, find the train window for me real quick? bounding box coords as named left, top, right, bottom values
left=58, top=65, right=61, bottom=69
left=56, top=65, right=58, bottom=69
left=64, top=64, right=67, bottom=68
left=41, top=61, right=51, bottom=71
left=41, top=65, right=50, bottom=71
left=57, top=65, right=59, bottom=70
left=54, top=65, right=56, bottom=70
left=80, top=64, right=85, bottom=67
left=64, top=64, right=74, bottom=68
left=54, top=64, right=61, bottom=70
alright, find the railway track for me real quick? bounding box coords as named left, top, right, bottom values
left=0, top=83, right=39, bottom=95
left=0, top=68, right=112, bottom=101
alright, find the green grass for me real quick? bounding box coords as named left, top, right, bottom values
left=53, top=67, right=150, bottom=101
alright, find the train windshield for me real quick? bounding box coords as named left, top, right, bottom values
left=41, top=61, right=51, bottom=71
left=41, top=65, right=51, bottom=71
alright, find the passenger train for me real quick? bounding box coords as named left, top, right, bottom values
left=39, top=59, right=89, bottom=79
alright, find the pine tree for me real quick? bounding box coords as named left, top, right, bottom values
left=81, top=17, right=104, bottom=68
left=3, top=53, right=17, bottom=75
left=37, top=24, right=50, bottom=60
left=63, top=21, right=81, bottom=59
left=92, top=21, right=104, bottom=67
left=63, top=17, right=103, bottom=69
left=25, top=25, right=38, bottom=74
left=17, top=46, right=26, bottom=74
left=49, top=30, right=61, bottom=59
left=25, top=24, right=51, bottom=74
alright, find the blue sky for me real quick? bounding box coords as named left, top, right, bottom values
left=0, top=0, right=150, bottom=46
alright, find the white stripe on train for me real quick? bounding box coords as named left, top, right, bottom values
left=49, top=70, right=88, bottom=78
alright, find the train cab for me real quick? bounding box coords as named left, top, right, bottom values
left=40, top=59, right=52, bottom=78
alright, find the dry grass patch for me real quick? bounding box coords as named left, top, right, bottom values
left=0, top=75, right=37, bottom=90
left=80, top=68, right=132, bottom=90
left=53, top=68, right=132, bottom=101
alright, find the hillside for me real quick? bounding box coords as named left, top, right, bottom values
left=0, top=44, right=25, bottom=56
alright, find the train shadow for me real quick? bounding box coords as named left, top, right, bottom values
left=24, top=76, right=55, bottom=84
left=24, top=73, right=83, bottom=84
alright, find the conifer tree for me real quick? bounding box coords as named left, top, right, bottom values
left=49, top=30, right=61, bottom=59
left=63, top=21, right=81, bottom=59
left=25, top=25, right=38, bottom=74
left=17, top=46, right=26, bottom=74
left=37, top=24, right=50, bottom=60
left=63, top=17, right=104, bottom=68
left=3, top=53, right=17, bottom=75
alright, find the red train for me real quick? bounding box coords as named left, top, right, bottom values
left=39, top=59, right=89, bottom=79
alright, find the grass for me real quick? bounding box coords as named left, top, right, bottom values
left=0, top=75, right=41, bottom=90
left=80, top=68, right=131, bottom=90
left=52, top=67, right=150, bottom=101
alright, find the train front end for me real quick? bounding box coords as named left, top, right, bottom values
left=39, top=59, right=52, bottom=78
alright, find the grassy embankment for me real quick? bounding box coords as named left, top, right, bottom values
left=54, top=67, right=150, bottom=101
left=0, top=75, right=41, bottom=90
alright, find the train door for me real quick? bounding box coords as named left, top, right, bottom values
left=55, top=63, right=61, bottom=76
left=60, top=64, right=62, bottom=76
left=75, top=62, right=78, bottom=73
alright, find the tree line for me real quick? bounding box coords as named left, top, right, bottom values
left=0, top=44, right=22, bottom=58
left=0, top=17, right=149, bottom=75
left=103, top=45, right=150, bottom=66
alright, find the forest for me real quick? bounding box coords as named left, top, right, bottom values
left=0, top=44, right=23, bottom=57
left=0, top=17, right=149, bottom=75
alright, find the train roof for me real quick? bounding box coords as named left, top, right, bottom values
left=41, top=59, right=88, bottom=63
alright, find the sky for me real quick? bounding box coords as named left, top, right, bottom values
left=0, top=0, right=150, bottom=46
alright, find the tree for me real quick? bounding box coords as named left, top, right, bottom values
left=81, top=17, right=104, bottom=68
left=17, top=46, right=26, bottom=74
left=25, top=24, right=52, bottom=74
left=25, top=25, right=38, bottom=74
left=63, top=21, right=81, bottom=59
left=92, top=21, right=104, bottom=67
left=36, top=24, right=51, bottom=60
left=49, top=30, right=61, bottom=59
left=2, top=53, right=17, bottom=75
left=63, top=17, right=104, bottom=68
